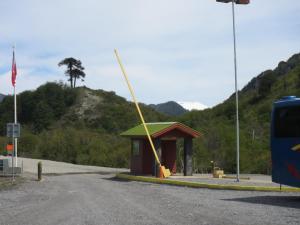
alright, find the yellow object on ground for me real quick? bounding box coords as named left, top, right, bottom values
left=213, top=167, right=225, bottom=178
left=114, top=49, right=170, bottom=178
left=160, top=166, right=171, bottom=178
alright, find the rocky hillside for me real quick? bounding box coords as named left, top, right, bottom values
left=0, top=83, right=168, bottom=168
left=242, top=53, right=300, bottom=93
left=178, top=52, right=300, bottom=174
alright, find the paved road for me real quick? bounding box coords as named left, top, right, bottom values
left=0, top=174, right=299, bottom=225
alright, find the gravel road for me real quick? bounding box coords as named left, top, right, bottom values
left=17, top=157, right=129, bottom=174
left=0, top=173, right=299, bottom=225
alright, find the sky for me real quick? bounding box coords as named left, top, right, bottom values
left=0, top=0, right=299, bottom=107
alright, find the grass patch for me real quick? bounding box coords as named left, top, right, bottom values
left=116, top=173, right=300, bottom=193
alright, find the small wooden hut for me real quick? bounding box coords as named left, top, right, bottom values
left=121, top=122, right=201, bottom=176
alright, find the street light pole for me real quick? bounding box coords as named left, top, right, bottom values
left=231, top=0, right=240, bottom=182
left=216, top=0, right=249, bottom=182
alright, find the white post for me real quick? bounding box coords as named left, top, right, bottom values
left=231, top=0, right=240, bottom=182
left=14, top=85, right=17, bottom=167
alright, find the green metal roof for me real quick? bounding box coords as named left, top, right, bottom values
left=121, top=122, right=177, bottom=137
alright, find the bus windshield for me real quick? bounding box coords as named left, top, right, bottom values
left=274, top=105, right=300, bottom=138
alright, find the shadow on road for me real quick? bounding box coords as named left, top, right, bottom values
left=101, top=176, right=131, bottom=183
left=223, top=195, right=300, bottom=209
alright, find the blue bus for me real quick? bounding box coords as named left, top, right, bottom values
left=271, top=96, right=300, bottom=188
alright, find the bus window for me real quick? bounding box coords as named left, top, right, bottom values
left=274, top=106, right=300, bottom=137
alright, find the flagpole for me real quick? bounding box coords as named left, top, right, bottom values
left=13, top=45, right=18, bottom=167
left=11, top=85, right=16, bottom=182
left=14, top=85, right=17, bottom=167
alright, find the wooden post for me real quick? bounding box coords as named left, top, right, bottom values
left=37, top=162, right=42, bottom=181
left=184, top=138, right=193, bottom=176
left=153, top=138, right=161, bottom=177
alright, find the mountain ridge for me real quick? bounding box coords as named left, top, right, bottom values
left=149, top=101, right=187, bottom=116
left=242, top=53, right=300, bottom=93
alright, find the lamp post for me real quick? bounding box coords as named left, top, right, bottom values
left=216, top=0, right=249, bottom=182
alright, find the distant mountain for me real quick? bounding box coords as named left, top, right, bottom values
left=0, top=94, right=5, bottom=103
left=149, top=101, right=188, bottom=116
left=177, top=101, right=208, bottom=111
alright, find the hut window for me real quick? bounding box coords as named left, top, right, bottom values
left=132, top=140, right=140, bottom=156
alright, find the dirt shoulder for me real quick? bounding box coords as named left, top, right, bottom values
left=0, top=176, right=24, bottom=191
left=18, top=157, right=129, bottom=175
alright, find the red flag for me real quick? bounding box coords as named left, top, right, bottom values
left=11, top=50, right=17, bottom=87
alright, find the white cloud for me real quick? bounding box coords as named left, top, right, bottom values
left=0, top=69, right=62, bottom=95
left=0, top=0, right=299, bottom=107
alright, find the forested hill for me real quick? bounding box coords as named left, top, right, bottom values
left=0, top=83, right=168, bottom=168
left=0, top=52, right=299, bottom=173
left=178, top=53, right=300, bottom=174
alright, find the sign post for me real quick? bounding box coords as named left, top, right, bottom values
left=6, top=123, right=20, bottom=181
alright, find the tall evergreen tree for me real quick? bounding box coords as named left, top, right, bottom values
left=58, top=58, right=85, bottom=88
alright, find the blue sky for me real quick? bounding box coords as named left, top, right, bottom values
left=0, top=0, right=299, bottom=107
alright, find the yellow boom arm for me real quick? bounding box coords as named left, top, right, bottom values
left=114, top=49, right=161, bottom=166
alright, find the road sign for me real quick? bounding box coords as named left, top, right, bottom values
left=6, top=123, right=20, bottom=138
left=6, top=144, right=13, bottom=151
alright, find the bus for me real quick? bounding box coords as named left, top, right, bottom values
left=271, top=96, right=300, bottom=188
